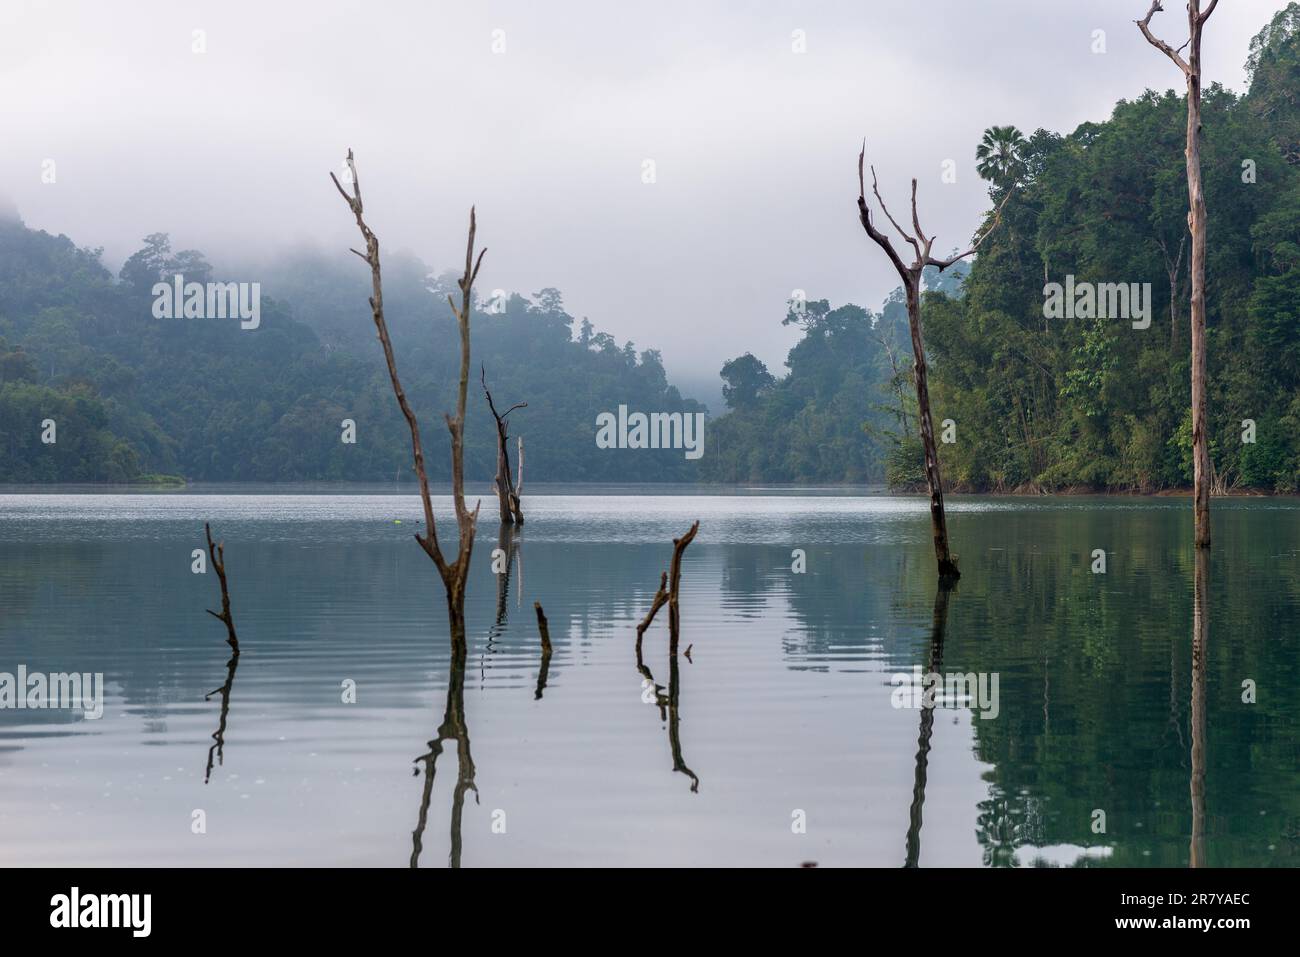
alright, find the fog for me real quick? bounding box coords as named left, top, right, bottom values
left=0, top=0, right=1282, bottom=386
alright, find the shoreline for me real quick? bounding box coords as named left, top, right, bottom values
left=0, top=480, right=1295, bottom=499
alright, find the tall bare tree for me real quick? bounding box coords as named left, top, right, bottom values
left=1138, top=0, right=1219, bottom=548
left=855, top=146, right=1010, bottom=582
left=331, top=149, right=484, bottom=640
left=481, top=365, right=526, bottom=525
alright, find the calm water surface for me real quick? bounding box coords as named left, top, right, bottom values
left=0, top=488, right=1297, bottom=867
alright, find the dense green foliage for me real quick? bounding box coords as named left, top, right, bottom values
left=0, top=220, right=703, bottom=483
left=708, top=7, right=1300, bottom=492
left=926, top=75, right=1299, bottom=492
left=4, top=7, right=1299, bottom=490
left=701, top=284, right=938, bottom=484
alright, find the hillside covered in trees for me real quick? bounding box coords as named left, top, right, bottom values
left=0, top=217, right=704, bottom=483
left=709, top=4, right=1300, bottom=493
left=4, top=6, right=1300, bottom=491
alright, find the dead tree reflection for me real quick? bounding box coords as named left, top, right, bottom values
left=482, top=523, right=518, bottom=683
left=1190, top=547, right=1208, bottom=867
left=534, top=601, right=553, bottom=700
left=202, top=523, right=241, bottom=784
left=903, top=583, right=952, bottom=867
left=411, top=640, right=478, bottom=869
left=204, top=652, right=240, bottom=785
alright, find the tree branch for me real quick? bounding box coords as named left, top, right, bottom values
left=857, top=144, right=913, bottom=281
left=636, top=572, right=670, bottom=641
left=330, top=149, right=448, bottom=578
left=1136, top=0, right=1193, bottom=75
left=925, top=187, right=1014, bottom=270
left=871, top=164, right=921, bottom=258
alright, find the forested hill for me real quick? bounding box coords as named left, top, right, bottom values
left=920, top=3, right=1300, bottom=493
left=0, top=218, right=705, bottom=483
left=4, top=5, right=1300, bottom=490
left=707, top=4, right=1300, bottom=493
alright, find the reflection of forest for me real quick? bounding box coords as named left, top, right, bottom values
left=948, top=514, right=1298, bottom=867
left=725, top=509, right=1300, bottom=867
left=3, top=504, right=1298, bottom=867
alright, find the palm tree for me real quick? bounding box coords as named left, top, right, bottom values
left=975, top=125, right=1027, bottom=187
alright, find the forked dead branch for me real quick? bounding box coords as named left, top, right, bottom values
left=330, top=149, right=484, bottom=640
left=636, top=520, right=700, bottom=655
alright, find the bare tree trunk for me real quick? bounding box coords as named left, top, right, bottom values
left=904, top=277, right=958, bottom=579
left=1139, top=0, right=1217, bottom=549
left=666, top=521, right=699, bottom=654
left=331, top=150, right=484, bottom=640
left=481, top=365, right=526, bottom=526
left=203, top=522, right=239, bottom=653
left=855, top=148, right=1010, bottom=581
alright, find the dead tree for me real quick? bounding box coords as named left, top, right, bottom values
left=856, top=146, right=1010, bottom=582
left=636, top=521, right=700, bottom=655
left=481, top=365, right=526, bottom=525
left=1137, top=0, right=1218, bottom=549
left=331, top=149, right=483, bottom=640
left=204, top=522, right=239, bottom=653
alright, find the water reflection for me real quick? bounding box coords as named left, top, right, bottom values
left=903, top=583, right=952, bottom=867
left=411, top=639, right=477, bottom=869
left=482, top=524, right=519, bottom=682
left=203, top=652, right=240, bottom=784
left=534, top=602, right=553, bottom=700
left=635, top=632, right=700, bottom=793
left=202, top=523, right=241, bottom=784
left=1190, top=547, right=1208, bottom=868
left=0, top=493, right=1295, bottom=867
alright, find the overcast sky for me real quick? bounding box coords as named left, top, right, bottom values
left=0, top=0, right=1285, bottom=384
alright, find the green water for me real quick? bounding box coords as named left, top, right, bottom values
left=0, top=489, right=1295, bottom=867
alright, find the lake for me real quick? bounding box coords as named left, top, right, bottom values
left=0, top=487, right=1296, bottom=867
